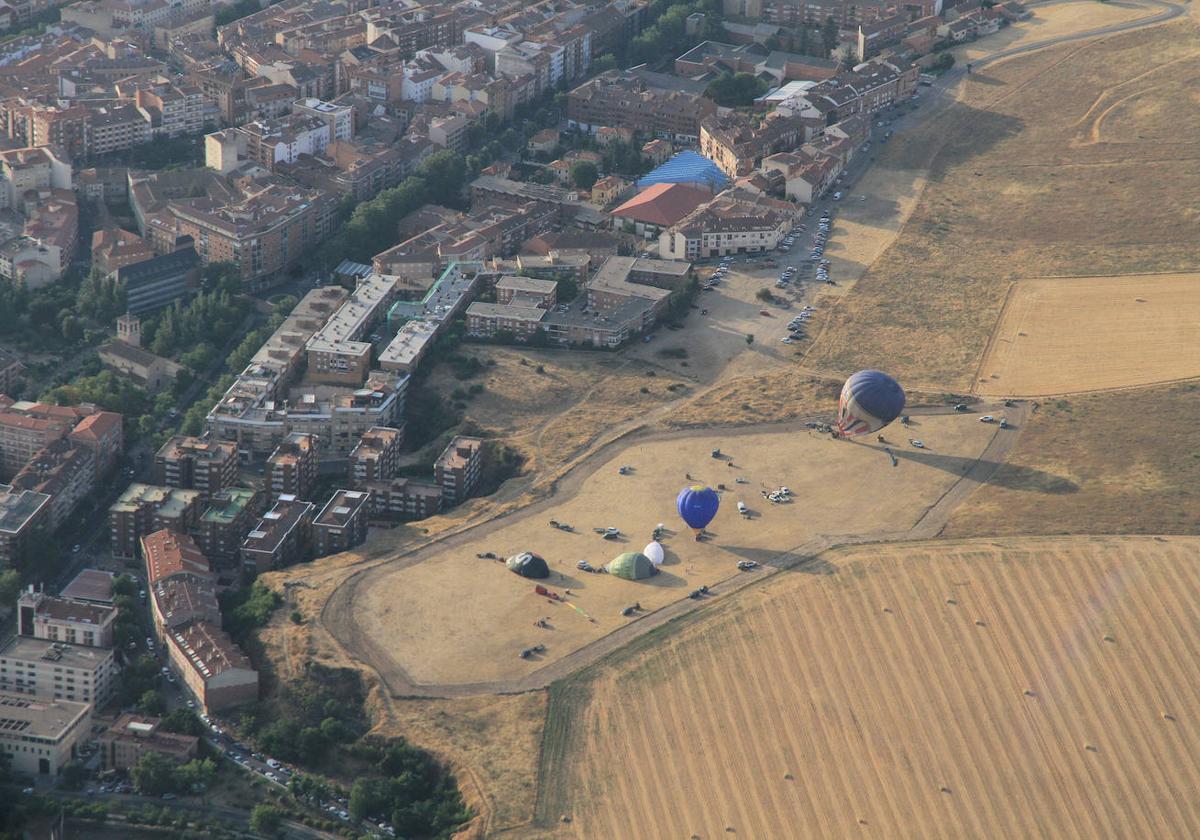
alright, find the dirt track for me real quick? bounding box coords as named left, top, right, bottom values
left=320, top=403, right=1029, bottom=698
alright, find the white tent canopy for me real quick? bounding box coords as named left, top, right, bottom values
left=643, top=541, right=665, bottom=567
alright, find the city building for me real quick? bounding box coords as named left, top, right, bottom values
left=109, top=484, right=203, bottom=560
left=265, top=432, right=318, bottom=499
left=163, top=620, right=258, bottom=713
left=0, top=635, right=117, bottom=705
left=305, top=272, right=410, bottom=386
left=567, top=70, right=716, bottom=144
left=0, top=484, right=50, bottom=567
left=348, top=426, right=403, bottom=484
left=141, top=529, right=211, bottom=587
left=8, top=439, right=95, bottom=531
left=0, top=692, right=91, bottom=776
left=312, top=489, right=370, bottom=557
left=610, top=182, right=715, bottom=238
left=154, top=435, right=239, bottom=497
left=362, top=477, right=443, bottom=521
left=98, top=714, right=199, bottom=771
left=659, top=189, right=793, bottom=259
left=433, top=436, right=483, bottom=505
left=112, top=246, right=200, bottom=315
left=240, top=495, right=314, bottom=574
left=17, top=589, right=116, bottom=649
left=97, top=341, right=183, bottom=394
left=59, top=569, right=116, bottom=605
left=195, top=487, right=264, bottom=567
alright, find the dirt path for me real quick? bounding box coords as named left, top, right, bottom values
left=320, top=402, right=1029, bottom=698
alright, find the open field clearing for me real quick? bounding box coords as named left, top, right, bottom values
left=544, top=536, right=1200, bottom=840
left=976, top=273, right=1200, bottom=395
left=342, top=415, right=998, bottom=687
left=946, top=383, right=1200, bottom=537
left=621, top=261, right=814, bottom=385
left=803, top=20, right=1200, bottom=391
left=955, top=0, right=1161, bottom=64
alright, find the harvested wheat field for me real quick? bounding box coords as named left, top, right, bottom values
left=545, top=536, right=1200, bottom=840
left=339, top=415, right=998, bottom=688
left=977, top=273, right=1200, bottom=396
left=803, top=21, right=1200, bottom=391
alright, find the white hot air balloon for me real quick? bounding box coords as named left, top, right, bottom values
left=643, top=541, right=665, bottom=567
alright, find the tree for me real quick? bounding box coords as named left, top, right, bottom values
left=137, top=689, right=166, bottom=716
left=249, top=804, right=282, bottom=837
left=745, top=333, right=755, bottom=345
left=161, top=708, right=205, bottom=737
left=416, top=150, right=467, bottom=208
left=60, top=759, right=88, bottom=790
left=0, top=569, right=20, bottom=605
left=821, top=15, right=840, bottom=57
left=570, top=160, right=598, bottom=191
left=131, top=752, right=177, bottom=796
left=705, top=72, right=768, bottom=107
left=175, top=758, right=216, bottom=792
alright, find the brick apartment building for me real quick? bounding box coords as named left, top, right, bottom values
left=154, top=435, right=239, bottom=497
left=313, top=489, right=370, bottom=557
left=348, top=426, right=403, bottom=485
left=265, top=432, right=318, bottom=499
left=240, top=495, right=314, bottom=574
left=195, top=487, right=264, bottom=567
left=567, top=70, right=717, bottom=144
left=362, top=477, right=443, bottom=521
left=109, top=484, right=203, bottom=560
left=433, top=436, right=483, bottom=505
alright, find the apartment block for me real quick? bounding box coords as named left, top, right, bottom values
left=362, top=477, right=442, bottom=521
left=195, top=487, right=264, bottom=567
left=0, top=484, right=50, bottom=567
left=99, top=714, right=199, bottom=771
left=433, top=436, right=483, bottom=506
left=163, top=620, right=258, bottom=714
left=0, top=636, right=117, bottom=705
left=17, top=590, right=116, bottom=649
left=0, top=693, right=91, bottom=776
left=154, top=435, right=239, bottom=497
left=348, top=426, right=403, bottom=485
left=313, top=489, right=369, bottom=557
left=108, top=484, right=203, bottom=560
left=567, top=70, right=717, bottom=144
left=240, top=495, right=314, bottom=574
left=265, top=432, right=317, bottom=498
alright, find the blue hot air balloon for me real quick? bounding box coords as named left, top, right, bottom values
left=837, top=370, right=906, bottom=437
left=677, top=485, right=720, bottom=536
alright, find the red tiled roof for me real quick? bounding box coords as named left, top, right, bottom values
left=609, top=182, right=714, bottom=227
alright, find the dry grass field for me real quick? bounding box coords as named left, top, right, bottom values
left=347, top=416, right=997, bottom=687
left=955, top=0, right=1160, bottom=64
left=945, top=382, right=1200, bottom=537
left=542, top=537, right=1200, bottom=840
left=976, top=273, right=1200, bottom=396
left=803, top=20, right=1200, bottom=391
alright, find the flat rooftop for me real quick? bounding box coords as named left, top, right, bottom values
left=59, top=569, right=116, bottom=604
left=0, top=692, right=90, bottom=740
left=0, top=636, right=112, bottom=671
left=0, top=484, right=50, bottom=535
left=201, top=487, right=259, bottom=524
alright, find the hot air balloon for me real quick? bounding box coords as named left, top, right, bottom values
left=836, top=370, right=906, bottom=437
left=643, top=541, right=665, bottom=567
left=677, top=485, right=719, bottom=539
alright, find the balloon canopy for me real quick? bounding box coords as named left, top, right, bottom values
left=643, top=541, right=665, bottom=567
left=606, top=552, right=656, bottom=580
left=836, top=370, right=906, bottom=436
left=506, top=552, right=550, bottom=579
left=677, top=485, right=720, bottom=531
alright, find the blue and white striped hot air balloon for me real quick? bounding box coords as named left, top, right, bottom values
left=836, top=370, right=906, bottom=437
